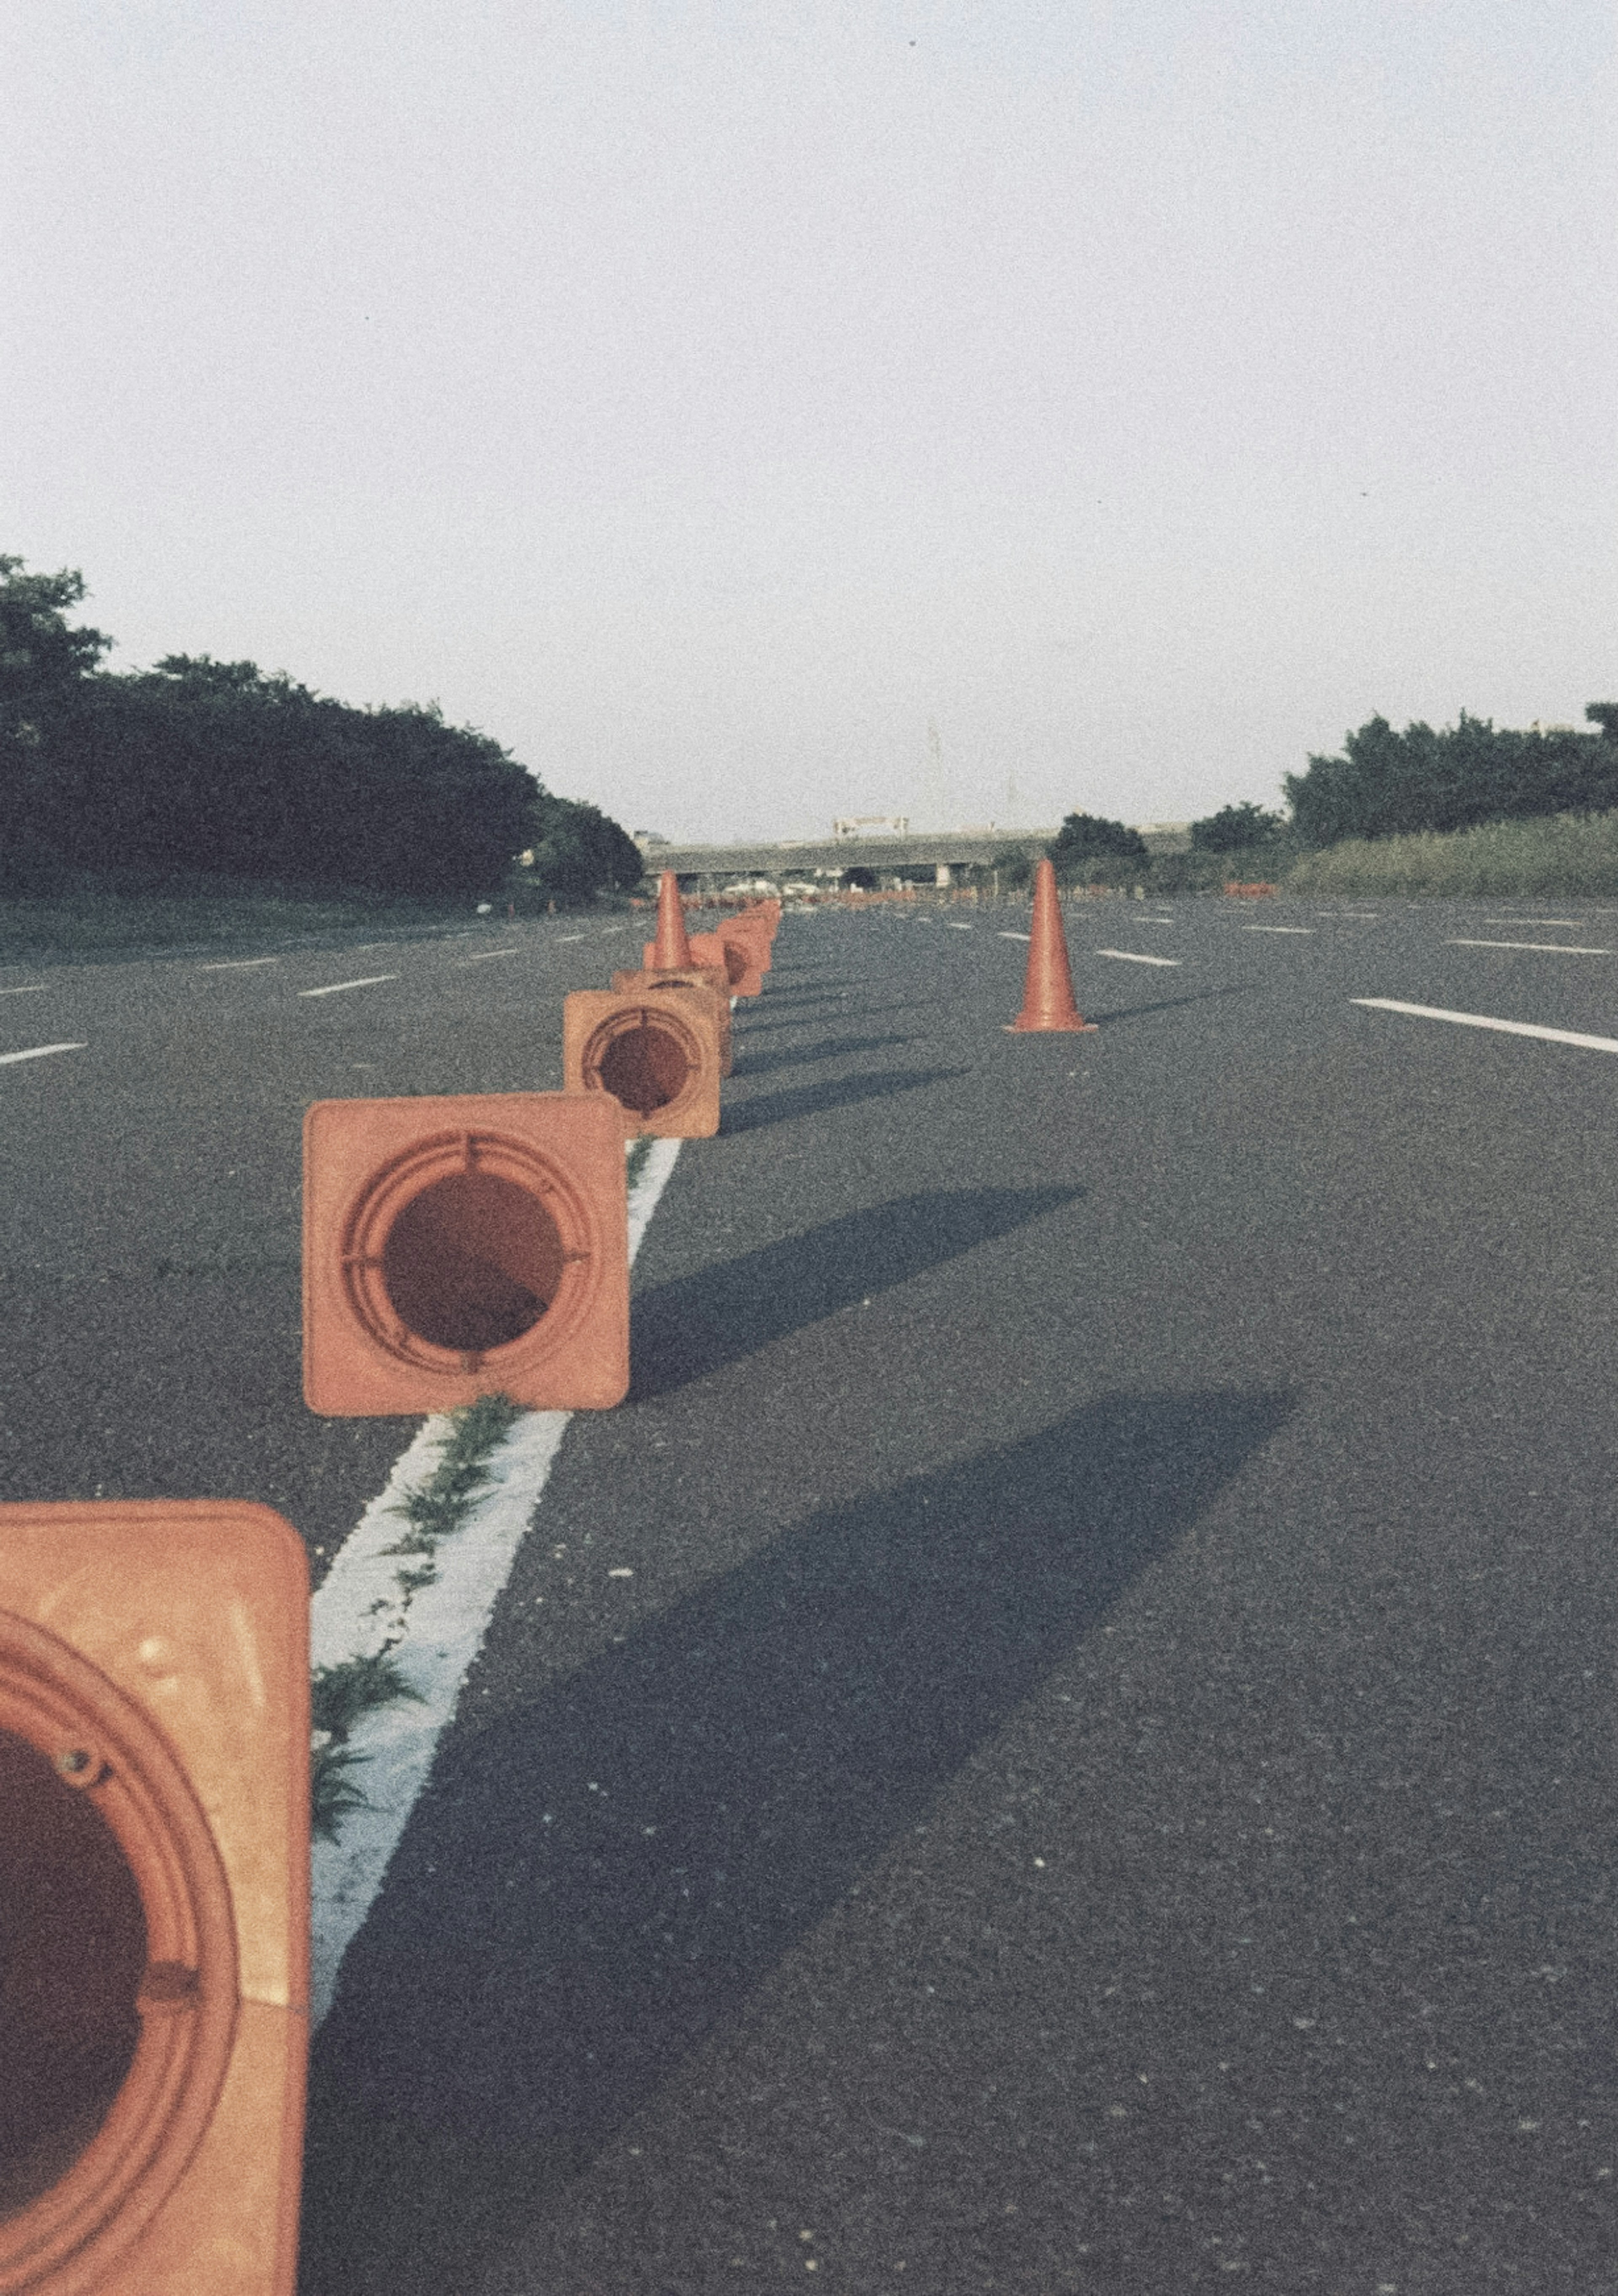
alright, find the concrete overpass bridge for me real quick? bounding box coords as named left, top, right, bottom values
left=638, top=824, right=1190, bottom=888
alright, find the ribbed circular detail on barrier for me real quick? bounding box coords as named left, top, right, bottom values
left=340, top=1127, right=603, bottom=1376
left=0, top=1611, right=238, bottom=2296
left=582, top=1007, right=702, bottom=1120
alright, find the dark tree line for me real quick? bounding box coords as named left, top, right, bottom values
left=1283, top=708, right=1618, bottom=848
left=0, top=555, right=641, bottom=902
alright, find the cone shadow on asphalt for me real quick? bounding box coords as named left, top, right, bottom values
left=736, top=1033, right=919, bottom=1078
left=300, top=1383, right=1294, bottom=2296
left=628, top=1187, right=1080, bottom=1400
left=719, top=1066, right=968, bottom=1136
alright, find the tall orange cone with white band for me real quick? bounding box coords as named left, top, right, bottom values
left=651, top=871, right=694, bottom=969
left=1006, top=859, right=1098, bottom=1033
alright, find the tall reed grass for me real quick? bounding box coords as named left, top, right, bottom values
left=1280, top=809, right=1618, bottom=899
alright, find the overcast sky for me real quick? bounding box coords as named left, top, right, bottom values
left=5, top=1, right=1614, bottom=844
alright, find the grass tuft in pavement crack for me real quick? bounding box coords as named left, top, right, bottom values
left=626, top=1131, right=654, bottom=1189
left=310, top=1392, right=525, bottom=1842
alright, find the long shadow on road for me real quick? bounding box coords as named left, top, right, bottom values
left=736, top=1032, right=919, bottom=1077
left=720, top=1066, right=967, bottom=1136
left=629, top=1187, right=1078, bottom=1400
left=299, top=1384, right=1294, bottom=2295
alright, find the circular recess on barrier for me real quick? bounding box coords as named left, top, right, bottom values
left=342, top=1129, right=601, bottom=1373
left=584, top=1009, right=699, bottom=1119
left=0, top=1610, right=237, bottom=2295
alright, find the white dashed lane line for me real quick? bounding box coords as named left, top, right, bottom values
left=458, top=947, right=526, bottom=964
left=1480, top=918, right=1584, bottom=928
left=1244, top=925, right=1314, bottom=934
left=0, top=1042, right=87, bottom=1065
left=1093, top=949, right=1181, bottom=967
left=557, top=934, right=585, bottom=943
left=944, top=923, right=974, bottom=931
left=308, top=1137, right=684, bottom=2026
left=998, top=931, right=1031, bottom=942
left=1444, top=939, right=1611, bottom=956
left=1353, top=999, right=1618, bottom=1056
left=199, top=955, right=282, bottom=971
left=0, top=985, right=48, bottom=995
left=297, top=975, right=399, bottom=999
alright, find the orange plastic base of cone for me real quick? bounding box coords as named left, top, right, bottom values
left=0, top=1500, right=308, bottom=2296
left=687, top=930, right=762, bottom=998
left=563, top=988, right=721, bottom=1137
left=303, top=1093, right=630, bottom=1413
left=613, top=968, right=733, bottom=1073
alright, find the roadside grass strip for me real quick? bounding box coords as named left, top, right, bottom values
left=306, top=1132, right=681, bottom=2026
left=1444, top=939, right=1612, bottom=955
left=0, top=1042, right=86, bottom=1065
left=1353, top=999, right=1618, bottom=1057
left=298, top=974, right=399, bottom=998
left=1093, top=948, right=1181, bottom=967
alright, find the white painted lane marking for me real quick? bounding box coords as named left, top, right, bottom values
left=1481, top=918, right=1583, bottom=928
left=1244, top=925, right=1314, bottom=934
left=944, top=922, right=974, bottom=931
left=199, top=955, right=281, bottom=971
left=1353, top=999, right=1618, bottom=1056
left=309, top=1135, right=683, bottom=2027
left=998, top=930, right=1031, bottom=941
left=1445, top=939, right=1611, bottom=955
left=458, top=947, right=525, bottom=963
left=0, top=1042, right=87, bottom=1065
left=297, top=974, right=399, bottom=999
left=1093, top=948, right=1181, bottom=966
left=557, top=933, right=585, bottom=943
left=0, top=984, right=48, bottom=995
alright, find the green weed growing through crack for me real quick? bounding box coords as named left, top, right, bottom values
left=310, top=1392, right=525, bottom=1842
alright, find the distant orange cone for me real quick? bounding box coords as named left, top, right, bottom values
left=651, top=871, right=694, bottom=969
left=1006, top=859, right=1098, bottom=1033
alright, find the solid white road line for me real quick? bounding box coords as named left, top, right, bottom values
left=1244, top=925, right=1313, bottom=934
left=0, top=1042, right=86, bottom=1065
left=459, top=947, right=525, bottom=963
left=199, top=955, right=282, bottom=971
left=1444, top=939, right=1611, bottom=955
left=1353, top=999, right=1618, bottom=1056
left=999, top=930, right=1031, bottom=941
left=1093, top=949, right=1181, bottom=966
left=298, top=974, right=399, bottom=999
left=0, top=985, right=48, bottom=995
left=308, top=1135, right=683, bottom=2027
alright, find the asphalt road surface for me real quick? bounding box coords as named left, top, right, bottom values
left=3, top=894, right=1616, bottom=2293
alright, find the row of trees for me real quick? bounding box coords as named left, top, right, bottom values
left=1042, top=706, right=1618, bottom=881
left=0, top=557, right=642, bottom=903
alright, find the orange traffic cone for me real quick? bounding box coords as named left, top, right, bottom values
left=1007, top=859, right=1098, bottom=1033
left=0, top=1499, right=309, bottom=2296
left=651, top=871, right=694, bottom=969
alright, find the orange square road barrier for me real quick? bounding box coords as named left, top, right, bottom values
left=613, top=966, right=733, bottom=1075
left=563, top=988, right=722, bottom=1137
left=687, top=929, right=762, bottom=998
left=0, top=1499, right=308, bottom=2296
left=303, top=1092, right=630, bottom=1414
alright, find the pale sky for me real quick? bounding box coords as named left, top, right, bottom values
left=5, top=1, right=1614, bottom=845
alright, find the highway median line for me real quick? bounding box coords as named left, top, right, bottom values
left=307, top=1130, right=680, bottom=2026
